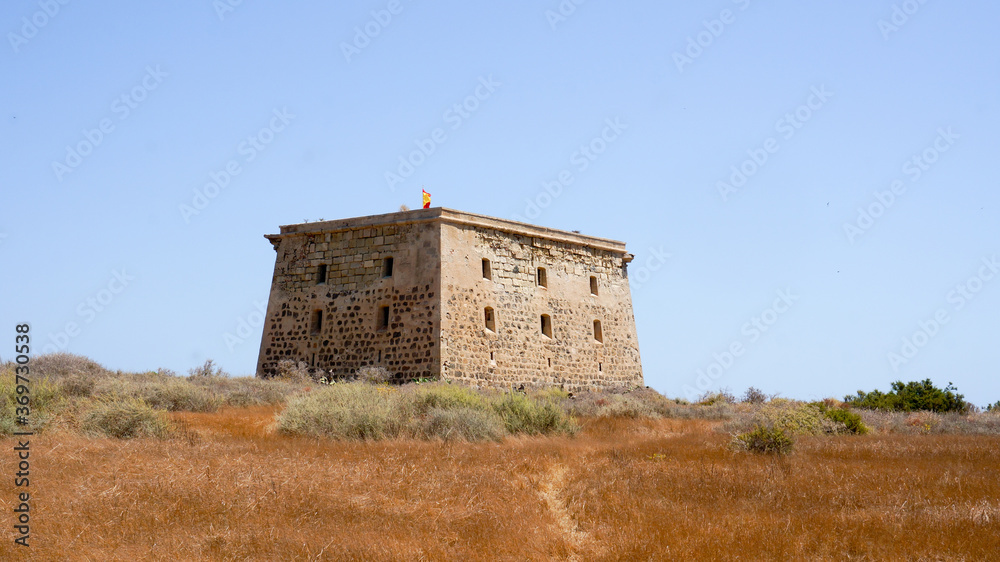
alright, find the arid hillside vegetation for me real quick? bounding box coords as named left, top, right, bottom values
left=1, top=354, right=998, bottom=560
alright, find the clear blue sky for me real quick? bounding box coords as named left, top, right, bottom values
left=2, top=1, right=998, bottom=405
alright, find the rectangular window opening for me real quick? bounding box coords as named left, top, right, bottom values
left=599, top=362, right=603, bottom=372
left=593, top=320, right=603, bottom=343
left=540, top=314, right=552, bottom=338
left=310, top=310, right=323, bottom=335
left=383, top=257, right=394, bottom=277
left=537, top=267, right=547, bottom=288
left=482, top=258, right=492, bottom=280
left=317, top=264, right=327, bottom=285
left=590, top=276, right=598, bottom=296
left=484, top=307, right=496, bottom=332
left=547, top=357, right=552, bottom=368
left=377, top=305, right=390, bottom=330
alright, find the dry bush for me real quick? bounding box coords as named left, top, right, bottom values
left=273, top=358, right=314, bottom=382
left=28, top=352, right=109, bottom=379
left=5, top=410, right=999, bottom=560
left=859, top=409, right=1000, bottom=435
left=417, top=406, right=504, bottom=442
left=277, top=383, right=407, bottom=439
left=593, top=394, right=658, bottom=418
left=81, top=396, right=172, bottom=439
left=188, top=375, right=299, bottom=408
left=697, top=388, right=736, bottom=405
left=188, top=359, right=226, bottom=378
left=741, top=386, right=768, bottom=404
left=354, top=365, right=393, bottom=384
left=138, top=377, right=223, bottom=412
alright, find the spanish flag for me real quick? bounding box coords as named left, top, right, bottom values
left=422, top=189, right=431, bottom=209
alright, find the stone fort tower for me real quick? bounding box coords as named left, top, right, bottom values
left=256, top=208, right=643, bottom=390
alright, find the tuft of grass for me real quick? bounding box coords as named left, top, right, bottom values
left=81, top=396, right=172, bottom=439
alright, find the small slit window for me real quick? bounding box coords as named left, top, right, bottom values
left=593, top=320, right=603, bottom=343
left=377, top=306, right=390, bottom=330
left=382, top=257, right=394, bottom=277
left=590, top=276, right=598, bottom=295
left=484, top=307, right=496, bottom=332
left=317, top=264, right=327, bottom=285
left=482, top=258, right=492, bottom=280
left=537, top=267, right=547, bottom=288
left=310, top=310, right=323, bottom=335
left=540, top=314, right=552, bottom=338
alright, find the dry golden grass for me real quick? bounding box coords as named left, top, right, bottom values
left=1, top=410, right=998, bottom=560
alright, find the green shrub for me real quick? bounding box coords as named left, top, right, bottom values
left=417, top=407, right=504, bottom=442
left=82, top=397, right=172, bottom=439
left=491, top=392, right=577, bottom=435
left=732, top=425, right=794, bottom=454
left=845, top=379, right=970, bottom=413
left=823, top=407, right=869, bottom=435
left=765, top=402, right=825, bottom=435
left=277, top=383, right=406, bottom=440
left=412, top=383, right=489, bottom=414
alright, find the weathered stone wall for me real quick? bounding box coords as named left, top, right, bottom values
left=256, top=214, right=440, bottom=381
left=438, top=221, right=643, bottom=391
left=257, top=208, right=643, bottom=390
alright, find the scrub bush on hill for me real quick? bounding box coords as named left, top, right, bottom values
left=724, top=399, right=869, bottom=439
left=846, top=379, right=971, bottom=413
left=276, top=382, right=578, bottom=441
left=277, top=383, right=407, bottom=440
left=731, top=425, right=794, bottom=455
left=81, top=396, right=172, bottom=439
